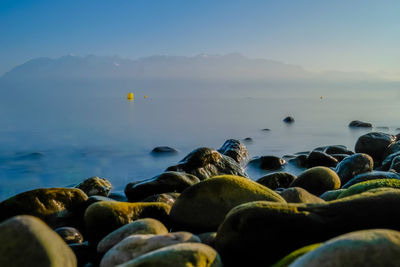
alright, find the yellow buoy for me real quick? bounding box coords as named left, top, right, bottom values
left=144, top=95, right=147, bottom=99
left=127, top=93, right=134, bottom=100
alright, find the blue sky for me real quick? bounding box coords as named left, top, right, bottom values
left=1, top=0, right=400, bottom=75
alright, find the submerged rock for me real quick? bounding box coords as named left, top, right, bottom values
left=248, top=156, right=286, bottom=170
left=256, top=172, right=296, bottom=190
left=151, top=146, right=179, bottom=154
left=217, top=139, right=249, bottom=165
left=348, top=120, right=373, bottom=128
left=166, top=147, right=248, bottom=180
left=76, top=176, right=112, bottom=197
left=283, top=116, right=295, bottom=123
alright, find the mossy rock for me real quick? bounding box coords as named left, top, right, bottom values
left=279, top=187, right=325, bottom=204
left=337, top=179, right=400, bottom=199
left=341, top=171, right=400, bottom=188
left=319, top=189, right=346, bottom=201
left=116, top=242, right=223, bottom=267
left=289, top=167, right=340, bottom=196
left=256, top=172, right=296, bottom=190
left=170, top=175, right=286, bottom=232
left=216, top=189, right=400, bottom=266
left=0, top=188, right=88, bottom=228
left=291, top=229, right=400, bottom=267
left=84, top=201, right=171, bottom=244
left=0, top=215, right=77, bottom=267
left=271, top=243, right=322, bottom=267
left=76, top=176, right=112, bottom=197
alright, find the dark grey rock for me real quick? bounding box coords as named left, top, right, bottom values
left=355, top=132, right=396, bottom=163
left=390, top=156, right=400, bottom=173
left=342, top=171, right=400, bottom=188
left=335, top=153, right=374, bottom=185
left=248, top=156, right=286, bottom=170
left=55, top=227, right=84, bottom=244
left=256, top=172, right=296, bottom=190
left=349, top=120, right=373, bottom=128
left=306, top=151, right=338, bottom=168
left=283, top=116, right=295, bottom=123
left=324, top=145, right=354, bottom=155
left=151, top=146, right=178, bottom=154
left=289, top=154, right=308, bottom=168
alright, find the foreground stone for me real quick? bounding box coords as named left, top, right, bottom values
left=100, top=232, right=200, bottom=267
left=166, top=147, right=248, bottom=180
left=75, top=176, right=112, bottom=197
left=291, top=229, right=400, bottom=267
left=279, top=187, right=325, bottom=204
left=124, top=172, right=199, bottom=202
left=0, top=215, right=76, bottom=267
left=116, top=242, right=222, bottom=267
left=335, top=153, right=373, bottom=185
left=97, top=218, right=169, bottom=253
left=0, top=188, right=88, bottom=228
left=170, top=175, right=285, bottom=232
left=341, top=171, right=400, bottom=188
left=84, top=201, right=170, bottom=244
left=216, top=189, right=400, bottom=266
left=337, top=179, right=400, bottom=199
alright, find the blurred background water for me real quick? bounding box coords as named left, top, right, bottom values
left=0, top=82, right=399, bottom=200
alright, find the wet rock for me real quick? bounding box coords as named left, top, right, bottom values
left=248, top=156, right=286, bottom=170
left=380, top=151, right=400, bottom=170
left=338, top=179, right=400, bottom=199
left=348, top=120, right=373, bottom=128
left=108, top=192, right=127, bottom=202
left=291, top=229, right=400, bottom=267
left=283, top=116, right=295, bottom=123
left=115, top=242, right=222, bottom=267
left=217, top=139, right=249, bottom=165
left=0, top=188, right=88, bottom=228
left=170, top=175, right=285, bottom=232
left=384, top=141, right=400, bottom=159
left=242, top=137, right=253, bottom=143
left=306, top=151, right=338, bottom=168
left=166, top=147, right=248, bottom=180
left=198, top=232, right=217, bottom=249
left=124, top=171, right=200, bottom=202
left=289, top=167, right=341, bottom=196
left=76, top=177, right=112, bottom=197
left=256, top=172, right=296, bottom=190
left=216, top=189, right=400, bottom=266
left=355, top=132, right=396, bottom=163
left=324, top=145, right=354, bottom=155
left=69, top=242, right=96, bottom=267
left=335, top=153, right=373, bottom=184
left=330, top=154, right=349, bottom=162
left=151, top=146, right=178, bottom=154
left=55, top=226, right=84, bottom=244
left=376, top=126, right=390, bottom=130
left=319, top=189, right=346, bottom=201
left=0, top=215, right=76, bottom=267
left=142, top=192, right=180, bottom=206
left=341, top=171, right=400, bottom=188
left=99, top=232, right=200, bottom=267
left=85, top=196, right=116, bottom=209
left=271, top=243, right=322, bottom=267
left=279, top=187, right=325, bottom=204
left=390, top=156, right=400, bottom=172
left=261, top=128, right=271, bottom=131
left=97, top=218, right=169, bottom=253
left=84, top=201, right=171, bottom=244
left=289, top=154, right=308, bottom=168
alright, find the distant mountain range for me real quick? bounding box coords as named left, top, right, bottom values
left=0, top=53, right=385, bottom=83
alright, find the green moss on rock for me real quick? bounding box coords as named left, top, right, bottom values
left=271, top=243, right=322, bottom=267
left=337, top=179, right=400, bottom=199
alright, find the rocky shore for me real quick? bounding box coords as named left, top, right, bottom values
left=2, top=129, right=400, bottom=266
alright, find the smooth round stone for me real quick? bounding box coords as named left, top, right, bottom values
left=289, top=154, right=308, bottom=168
left=335, top=153, right=373, bottom=185
left=76, top=176, right=112, bottom=197
left=289, top=167, right=341, bottom=196
left=348, top=120, right=373, bottom=128
left=306, top=151, right=338, bottom=168
left=337, top=179, right=400, bottom=199
left=151, top=146, right=179, bottom=154
left=142, top=192, right=180, bottom=206
left=324, top=145, right=353, bottom=155
left=291, top=229, right=400, bottom=267
left=99, top=232, right=200, bottom=267
left=279, top=187, right=325, bottom=204
left=243, top=137, right=253, bottom=143
left=341, top=171, right=400, bottom=188
left=108, top=192, right=128, bottom=202
left=381, top=151, right=400, bottom=170
left=115, top=242, right=223, bottom=267
left=256, top=172, right=296, bottom=190
left=384, top=141, right=400, bottom=159
left=55, top=226, right=84, bottom=244
left=390, top=156, right=400, bottom=172
left=271, top=243, right=322, bottom=267
left=97, top=218, right=168, bottom=253
left=0, top=215, right=77, bottom=267
left=355, top=132, right=396, bottom=163
left=198, top=232, right=217, bottom=249
left=248, top=156, right=286, bottom=170
left=319, top=189, right=346, bottom=201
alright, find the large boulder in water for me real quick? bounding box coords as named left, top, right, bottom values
left=166, top=147, right=248, bottom=180
left=355, top=132, right=396, bottom=163
left=290, top=229, right=400, bottom=267
left=0, top=215, right=77, bottom=267
left=170, top=175, right=285, bottom=232
left=0, top=188, right=88, bottom=228
left=124, top=172, right=200, bottom=202
left=218, top=139, right=249, bottom=165
left=335, top=153, right=373, bottom=184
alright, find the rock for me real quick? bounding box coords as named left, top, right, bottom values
left=261, top=128, right=271, bottom=131
left=124, top=171, right=200, bottom=202
left=324, top=145, right=354, bottom=155
left=108, top=192, right=128, bottom=202
left=348, top=120, right=373, bottom=128
left=380, top=151, right=400, bottom=170
left=76, top=177, right=112, bottom=197
left=384, top=141, right=400, bottom=159
left=166, top=147, right=248, bottom=180
left=271, top=243, right=321, bottom=267
left=0, top=215, right=76, bottom=267
left=100, top=232, right=200, bottom=267
left=355, top=132, right=396, bottom=163
left=69, top=242, right=96, bottom=267
left=289, top=167, right=341, bottom=196
left=97, top=218, right=169, bottom=253
left=337, top=179, right=400, bottom=199
left=217, top=139, right=249, bottom=165
left=290, top=229, right=400, bottom=267
left=84, top=201, right=171, bottom=244
left=279, top=187, right=325, bottom=203
left=390, top=156, right=400, bottom=172
left=142, top=192, right=180, bottom=206
left=151, top=146, right=178, bottom=154
left=283, top=116, right=295, bottom=123
left=55, top=226, right=84, bottom=244
left=319, top=189, right=346, bottom=201
left=115, top=242, right=222, bottom=267
left=289, top=154, right=308, bottom=168
left=85, top=196, right=116, bottom=210
left=248, top=156, right=286, bottom=170
left=243, top=137, right=253, bottom=143
left=341, top=171, right=400, bottom=188
left=0, top=188, right=88, bottom=228
left=170, top=175, right=286, bottom=232
left=256, top=172, right=296, bottom=190
left=198, top=232, right=217, bottom=249
left=306, top=151, right=338, bottom=168
left=376, top=126, right=390, bottom=130
left=330, top=154, right=349, bottom=162
left=216, top=189, right=400, bottom=266
left=335, top=153, right=373, bottom=184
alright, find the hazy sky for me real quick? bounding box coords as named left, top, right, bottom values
left=1, top=0, right=400, bottom=76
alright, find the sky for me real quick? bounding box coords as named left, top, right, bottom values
left=1, top=0, right=400, bottom=76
